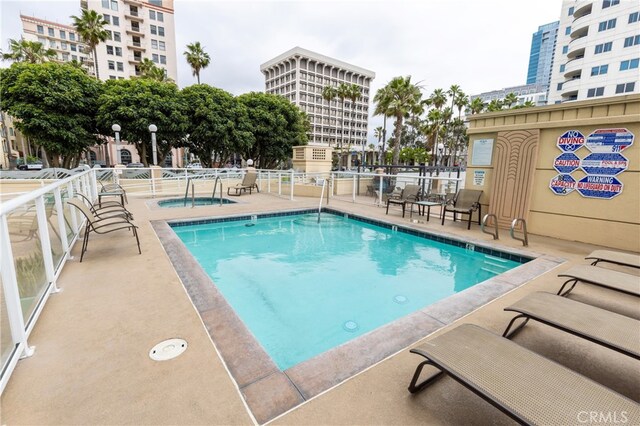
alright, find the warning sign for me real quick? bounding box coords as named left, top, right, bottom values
left=549, top=174, right=577, bottom=195
left=580, top=153, right=628, bottom=176
left=557, top=130, right=585, bottom=152
left=585, top=128, right=634, bottom=153
left=553, top=152, right=581, bottom=174
left=576, top=175, right=623, bottom=199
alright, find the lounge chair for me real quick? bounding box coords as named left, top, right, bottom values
left=98, top=180, right=128, bottom=206
left=441, top=189, right=483, bottom=230
left=557, top=265, right=640, bottom=297
left=227, top=171, right=259, bottom=196
left=67, top=199, right=141, bottom=262
left=385, top=184, right=420, bottom=218
left=75, top=193, right=133, bottom=220
left=502, top=291, right=640, bottom=359
left=585, top=250, right=640, bottom=269
left=407, top=324, right=640, bottom=424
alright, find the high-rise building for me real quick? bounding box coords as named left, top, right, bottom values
left=260, top=47, right=375, bottom=148
left=81, top=0, right=178, bottom=82
left=526, top=21, right=559, bottom=86
left=20, top=15, right=94, bottom=74
left=548, top=0, right=640, bottom=103
left=470, top=83, right=549, bottom=108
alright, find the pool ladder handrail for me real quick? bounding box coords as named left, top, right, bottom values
left=211, top=176, right=222, bottom=206
left=510, top=218, right=529, bottom=246
left=481, top=214, right=499, bottom=240
left=318, top=178, right=327, bottom=223
left=183, top=177, right=193, bottom=207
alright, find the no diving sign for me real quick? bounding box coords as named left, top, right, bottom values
left=557, top=130, right=585, bottom=152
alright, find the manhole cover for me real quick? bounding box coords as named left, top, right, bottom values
left=149, top=338, right=188, bottom=361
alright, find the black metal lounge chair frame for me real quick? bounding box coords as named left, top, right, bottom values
left=556, top=276, right=639, bottom=297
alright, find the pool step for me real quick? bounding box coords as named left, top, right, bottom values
left=482, top=255, right=511, bottom=275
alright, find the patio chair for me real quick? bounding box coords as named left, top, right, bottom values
left=386, top=184, right=421, bottom=218
left=98, top=180, right=128, bottom=206
left=556, top=265, right=640, bottom=297
left=227, top=171, right=259, bottom=196
left=585, top=250, right=640, bottom=269
left=502, top=291, right=640, bottom=359
left=441, top=189, right=483, bottom=230
left=75, top=192, right=133, bottom=220
left=407, top=324, right=640, bottom=424
left=67, top=198, right=141, bottom=262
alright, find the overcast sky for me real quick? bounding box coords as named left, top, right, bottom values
left=1, top=0, right=562, bottom=142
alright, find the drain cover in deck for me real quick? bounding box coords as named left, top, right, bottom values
left=149, top=338, right=188, bottom=361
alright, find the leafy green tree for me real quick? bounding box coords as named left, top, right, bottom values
left=321, top=85, right=337, bottom=144
left=345, top=83, right=362, bottom=158
left=469, top=97, right=485, bottom=114
left=374, top=76, right=422, bottom=166
left=184, top=41, right=211, bottom=84
left=503, top=92, right=518, bottom=108
left=237, top=92, right=308, bottom=168
left=96, top=78, right=187, bottom=166
left=1, top=38, right=57, bottom=63
left=0, top=62, right=101, bottom=167
left=180, top=84, right=250, bottom=167
left=71, top=9, right=109, bottom=80
left=512, top=100, right=536, bottom=109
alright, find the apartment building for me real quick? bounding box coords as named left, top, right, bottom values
left=470, top=83, right=550, bottom=107
left=548, top=0, right=640, bottom=103
left=260, top=47, right=375, bottom=149
left=20, top=15, right=94, bottom=74
left=81, top=0, right=178, bottom=81
left=527, top=21, right=560, bottom=86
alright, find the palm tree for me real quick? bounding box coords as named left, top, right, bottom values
left=373, top=85, right=391, bottom=165
left=503, top=92, right=518, bottom=108
left=448, top=85, right=462, bottom=112
left=346, top=83, right=362, bottom=164
left=1, top=38, right=57, bottom=63
left=183, top=41, right=211, bottom=84
left=454, top=92, right=468, bottom=120
left=71, top=9, right=109, bottom=79
left=486, top=99, right=504, bottom=112
left=321, top=85, right=337, bottom=146
left=513, top=100, right=536, bottom=109
left=336, top=83, right=350, bottom=163
left=374, top=76, right=422, bottom=166
left=469, top=97, right=485, bottom=114
left=138, top=58, right=156, bottom=75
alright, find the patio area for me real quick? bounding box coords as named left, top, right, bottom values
left=1, top=192, right=638, bottom=425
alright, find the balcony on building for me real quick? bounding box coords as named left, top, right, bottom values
left=563, top=57, right=584, bottom=76
left=125, top=7, right=144, bottom=22
left=123, top=0, right=144, bottom=5
left=126, top=24, right=145, bottom=36
left=567, top=44, right=586, bottom=61
left=573, top=1, right=593, bottom=20
left=560, top=78, right=581, bottom=96
left=128, top=54, right=142, bottom=64
left=570, top=24, right=589, bottom=42
left=128, top=38, right=145, bottom=51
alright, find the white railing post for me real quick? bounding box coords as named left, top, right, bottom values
left=0, top=216, right=35, bottom=359
left=378, top=173, right=384, bottom=205
left=35, top=196, right=59, bottom=293
left=66, top=182, right=79, bottom=234
left=290, top=170, right=294, bottom=200
left=352, top=173, right=356, bottom=203
left=90, top=169, right=99, bottom=200
left=278, top=172, right=282, bottom=196
left=53, top=188, right=69, bottom=255
left=267, top=171, right=271, bottom=193
left=151, top=168, right=157, bottom=198
left=258, top=171, right=262, bottom=192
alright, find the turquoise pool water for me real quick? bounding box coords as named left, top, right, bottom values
left=158, top=197, right=236, bottom=208
left=173, top=212, right=522, bottom=370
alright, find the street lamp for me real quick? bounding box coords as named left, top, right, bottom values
left=437, top=142, right=445, bottom=167
left=148, top=124, right=157, bottom=166
left=111, top=124, right=121, bottom=165
left=378, top=141, right=383, bottom=165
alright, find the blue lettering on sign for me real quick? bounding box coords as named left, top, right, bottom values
left=557, top=130, right=585, bottom=152
left=553, top=152, right=581, bottom=174
left=580, top=153, right=628, bottom=176
left=549, top=174, right=576, bottom=195
left=576, top=175, right=623, bottom=199
left=585, top=128, right=635, bottom=153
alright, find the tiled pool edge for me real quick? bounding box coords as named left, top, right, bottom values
left=153, top=210, right=565, bottom=424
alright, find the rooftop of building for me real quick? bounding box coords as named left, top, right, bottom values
left=260, top=46, right=376, bottom=78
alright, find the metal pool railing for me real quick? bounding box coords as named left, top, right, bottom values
left=0, top=168, right=97, bottom=394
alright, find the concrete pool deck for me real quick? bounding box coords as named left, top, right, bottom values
left=1, top=192, right=638, bottom=425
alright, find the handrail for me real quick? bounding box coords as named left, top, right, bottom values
left=318, top=178, right=326, bottom=223
left=481, top=214, right=499, bottom=240
left=183, top=177, right=192, bottom=207
left=510, top=218, right=529, bottom=246
left=212, top=176, right=222, bottom=206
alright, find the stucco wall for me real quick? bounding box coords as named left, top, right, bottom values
left=466, top=94, right=640, bottom=252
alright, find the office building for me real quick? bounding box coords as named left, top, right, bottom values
left=526, top=21, right=560, bottom=86
left=20, top=15, right=94, bottom=74
left=260, top=47, right=375, bottom=148
left=548, top=0, right=640, bottom=103
left=470, top=83, right=549, bottom=108
left=81, top=0, right=178, bottom=81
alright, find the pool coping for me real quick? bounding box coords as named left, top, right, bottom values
left=151, top=208, right=565, bottom=424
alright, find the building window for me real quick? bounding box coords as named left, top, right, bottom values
left=615, top=82, right=636, bottom=93
left=72, top=54, right=77, bottom=61
left=37, top=25, right=44, bottom=34
left=103, top=14, right=110, bottom=24
left=112, top=16, right=119, bottom=26
left=152, top=54, right=159, bottom=63
left=62, top=52, right=69, bottom=61
left=160, top=55, right=166, bottom=64
left=591, top=64, right=608, bottom=75
left=594, top=42, right=613, bottom=54
left=559, top=64, right=566, bottom=72
left=151, top=39, right=158, bottom=49
left=565, top=27, right=571, bottom=35
left=106, top=30, right=113, bottom=40
left=106, top=45, right=114, bottom=55
left=110, top=0, right=118, bottom=11
left=48, top=27, right=54, bottom=36
left=113, top=32, right=121, bottom=42
left=69, top=32, right=76, bottom=41
left=619, top=58, right=639, bottom=70
left=150, top=25, right=157, bottom=35
left=598, top=18, right=616, bottom=31
left=70, top=43, right=77, bottom=52
left=61, top=41, right=68, bottom=50
left=158, top=26, right=165, bottom=36
left=602, top=0, right=619, bottom=8
left=159, top=41, right=165, bottom=51
left=117, top=62, right=124, bottom=72
left=49, top=40, right=56, bottom=48
left=109, top=76, right=116, bottom=80
left=562, top=45, right=568, bottom=54
left=120, top=149, right=132, bottom=164
left=157, top=12, right=164, bottom=22
left=115, top=47, right=122, bottom=56
left=108, top=60, right=115, bottom=70
left=102, top=0, right=109, bottom=8
left=150, top=10, right=156, bottom=19
left=149, top=0, right=162, bottom=6
left=587, top=87, right=605, bottom=97
left=630, top=12, right=640, bottom=23
left=568, top=6, right=574, bottom=15
left=38, top=36, right=46, bottom=44
left=60, top=30, right=66, bottom=39
left=623, top=35, right=640, bottom=47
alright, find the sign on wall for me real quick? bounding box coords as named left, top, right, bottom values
left=549, top=128, right=634, bottom=199
left=473, top=170, right=486, bottom=186
left=471, top=139, right=494, bottom=166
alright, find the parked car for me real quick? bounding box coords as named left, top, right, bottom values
left=17, top=162, right=43, bottom=171
left=186, top=162, right=203, bottom=169
left=126, top=162, right=144, bottom=168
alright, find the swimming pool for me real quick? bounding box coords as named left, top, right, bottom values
left=172, top=211, right=523, bottom=370
left=157, top=197, right=236, bottom=208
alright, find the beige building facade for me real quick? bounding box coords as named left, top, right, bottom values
left=260, top=47, right=375, bottom=150
left=465, top=94, right=639, bottom=252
